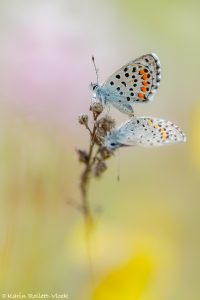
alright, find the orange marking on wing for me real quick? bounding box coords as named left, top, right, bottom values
left=141, top=87, right=147, bottom=92
left=142, top=74, right=148, bottom=80
left=142, top=81, right=149, bottom=86
left=138, top=93, right=144, bottom=99
left=139, top=69, right=145, bottom=75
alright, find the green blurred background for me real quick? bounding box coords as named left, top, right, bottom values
left=0, top=0, right=200, bottom=299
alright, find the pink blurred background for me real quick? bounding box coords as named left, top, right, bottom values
left=0, top=1, right=200, bottom=299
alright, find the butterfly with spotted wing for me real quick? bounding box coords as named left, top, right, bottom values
left=90, top=53, right=161, bottom=116
left=104, top=117, right=186, bottom=150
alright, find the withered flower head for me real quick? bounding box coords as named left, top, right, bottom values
left=96, top=115, right=116, bottom=132
left=76, top=149, right=89, bottom=163
left=78, top=113, right=89, bottom=125
left=99, top=146, right=114, bottom=159
left=93, top=160, right=107, bottom=177
left=90, top=101, right=103, bottom=115
left=95, top=115, right=116, bottom=143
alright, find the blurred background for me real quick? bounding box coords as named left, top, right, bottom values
left=0, top=0, right=200, bottom=299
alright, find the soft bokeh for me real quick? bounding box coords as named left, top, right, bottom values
left=0, top=0, right=199, bottom=299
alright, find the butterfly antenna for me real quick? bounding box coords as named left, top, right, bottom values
left=92, top=56, right=99, bottom=84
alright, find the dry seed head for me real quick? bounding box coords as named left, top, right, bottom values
left=95, top=127, right=106, bottom=142
left=78, top=113, right=89, bottom=125
left=95, top=116, right=116, bottom=143
left=97, top=116, right=116, bottom=132
left=99, top=147, right=113, bottom=159
left=93, top=160, right=107, bottom=177
left=76, top=149, right=89, bottom=163
left=90, top=102, right=103, bottom=114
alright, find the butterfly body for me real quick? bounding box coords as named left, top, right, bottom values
left=92, top=84, right=114, bottom=106
left=104, top=117, right=186, bottom=151
left=91, top=53, right=161, bottom=115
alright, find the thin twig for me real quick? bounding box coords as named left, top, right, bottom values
left=79, top=116, right=98, bottom=283
left=85, top=124, right=93, bottom=136
left=77, top=105, right=115, bottom=285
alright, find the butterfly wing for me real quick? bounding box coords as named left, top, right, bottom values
left=103, top=53, right=161, bottom=108
left=105, top=117, right=186, bottom=149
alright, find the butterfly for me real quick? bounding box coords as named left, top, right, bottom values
left=90, top=53, right=161, bottom=116
left=104, top=117, right=186, bottom=150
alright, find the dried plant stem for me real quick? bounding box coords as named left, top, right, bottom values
left=77, top=107, right=115, bottom=285
left=80, top=124, right=96, bottom=227
left=79, top=121, right=97, bottom=283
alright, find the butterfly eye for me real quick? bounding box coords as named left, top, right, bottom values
left=110, top=143, right=116, bottom=147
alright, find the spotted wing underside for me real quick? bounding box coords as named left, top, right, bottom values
left=117, top=117, right=186, bottom=147
left=103, top=53, right=161, bottom=106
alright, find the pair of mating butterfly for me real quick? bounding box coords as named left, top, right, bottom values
left=90, top=53, right=186, bottom=150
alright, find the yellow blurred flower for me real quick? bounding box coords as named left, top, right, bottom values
left=92, top=253, right=153, bottom=300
